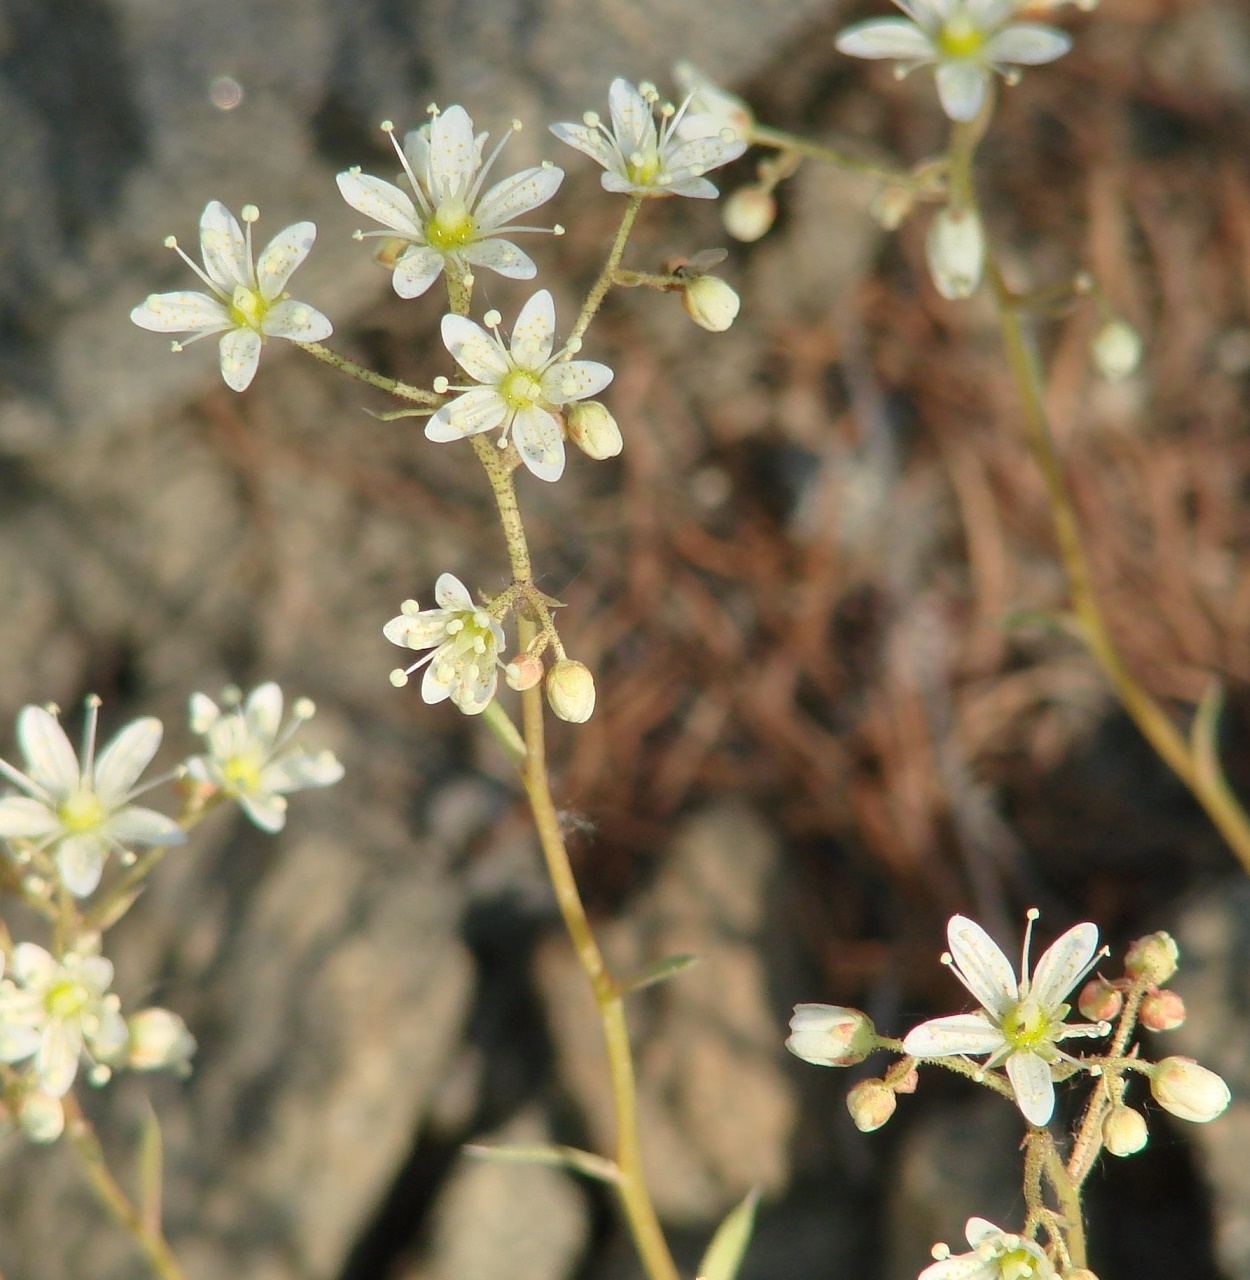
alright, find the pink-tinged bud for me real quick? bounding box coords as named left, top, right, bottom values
left=1139, top=989, right=1186, bottom=1032
left=681, top=274, right=740, bottom=332
left=1078, top=976, right=1123, bottom=1022
left=566, top=401, right=623, bottom=460
left=505, top=653, right=545, bottom=692
left=1151, top=1057, right=1231, bottom=1123
left=127, top=1008, right=197, bottom=1074
left=846, top=1078, right=896, bottom=1133
left=1102, top=1104, right=1148, bottom=1156
left=1125, top=931, right=1178, bottom=984
left=545, top=659, right=596, bottom=724
left=893, top=1066, right=919, bottom=1094
left=786, top=1004, right=877, bottom=1067
left=723, top=186, right=775, bottom=242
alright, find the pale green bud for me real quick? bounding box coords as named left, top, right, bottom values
left=1151, top=1057, right=1230, bottom=1123
left=546, top=659, right=596, bottom=723
left=1091, top=319, right=1142, bottom=381
left=926, top=206, right=985, bottom=300
left=723, top=186, right=775, bottom=242
left=566, top=401, right=623, bottom=460
left=681, top=274, right=740, bottom=332
left=1102, top=1104, right=1148, bottom=1156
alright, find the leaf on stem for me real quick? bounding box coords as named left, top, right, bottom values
left=616, top=952, right=701, bottom=995
left=696, top=1186, right=760, bottom=1280
left=463, top=1142, right=621, bottom=1184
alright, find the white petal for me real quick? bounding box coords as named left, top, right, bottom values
left=608, top=78, right=656, bottom=157
left=392, top=247, right=446, bottom=298
left=199, top=201, right=250, bottom=290
left=188, top=693, right=222, bottom=735
left=56, top=835, right=107, bottom=897
left=452, top=663, right=497, bottom=715
left=425, top=387, right=508, bottom=442
left=984, top=23, right=1072, bottom=66
left=510, top=290, right=556, bottom=368
left=92, top=716, right=162, bottom=802
left=17, top=706, right=79, bottom=795
left=242, top=683, right=283, bottom=743
left=239, top=791, right=287, bottom=833
left=441, top=314, right=510, bottom=384
left=384, top=609, right=454, bottom=651
left=473, top=166, right=564, bottom=229
left=650, top=175, right=720, bottom=200
left=14, top=943, right=57, bottom=987
left=902, top=1012, right=1006, bottom=1057
left=835, top=18, right=937, bottom=61
left=434, top=573, right=475, bottom=612
left=664, top=135, right=747, bottom=177
left=37, top=1020, right=83, bottom=1098
left=420, top=659, right=456, bottom=706
left=459, top=237, right=537, bottom=280
left=1006, top=1049, right=1055, bottom=1125
left=336, top=171, right=423, bottom=237
left=541, top=358, right=614, bottom=404
left=512, top=406, right=566, bottom=482
left=917, top=1252, right=995, bottom=1280
left=219, top=327, right=263, bottom=392
left=549, top=122, right=618, bottom=172
left=936, top=60, right=989, bottom=122
left=255, top=221, right=316, bottom=300
left=1029, top=922, right=1099, bottom=1010
left=963, top=1218, right=1004, bottom=1248
left=263, top=298, right=333, bottom=342
left=0, top=797, right=59, bottom=837
left=427, top=104, right=478, bottom=202
left=130, top=291, right=231, bottom=334
left=103, top=806, right=185, bottom=847
left=87, top=1005, right=129, bottom=1061
left=947, top=915, right=1018, bottom=1017
left=258, top=751, right=344, bottom=793
left=0, top=1023, right=40, bottom=1064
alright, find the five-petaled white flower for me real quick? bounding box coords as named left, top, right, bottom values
left=185, top=682, right=345, bottom=834
left=918, top=1217, right=1055, bottom=1280
left=131, top=201, right=332, bottom=392
left=0, top=942, right=128, bottom=1098
left=902, top=911, right=1106, bottom=1126
left=0, top=699, right=184, bottom=898
left=551, top=78, right=746, bottom=199
left=336, top=105, right=565, bottom=299
left=384, top=574, right=506, bottom=716
left=835, top=1, right=1073, bottom=123
left=428, top=289, right=613, bottom=482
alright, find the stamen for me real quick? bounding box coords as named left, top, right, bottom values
left=484, top=309, right=502, bottom=329
left=433, top=376, right=450, bottom=394
left=582, top=110, right=601, bottom=127
left=400, top=599, right=421, bottom=614
left=165, top=236, right=223, bottom=297
left=81, top=694, right=102, bottom=782
left=1021, top=908, right=1040, bottom=990
left=385, top=121, right=434, bottom=217
left=241, top=204, right=259, bottom=289
left=469, top=119, right=520, bottom=205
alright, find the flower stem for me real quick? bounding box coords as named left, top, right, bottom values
left=988, top=258, right=1250, bottom=871
left=296, top=342, right=440, bottom=404
left=63, top=1093, right=186, bottom=1280
left=747, top=123, right=914, bottom=185
left=566, top=196, right=643, bottom=354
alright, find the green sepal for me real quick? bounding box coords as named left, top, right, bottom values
left=617, top=953, right=701, bottom=995
left=697, top=1186, right=760, bottom=1280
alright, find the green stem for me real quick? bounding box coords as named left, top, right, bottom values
left=566, top=197, right=643, bottom=353
left=297, top=342, right=439, bottom=404
left=64, top=1093, right=186, bottom=1280
left=747, top=123, right=913, bottom=185
left=1040, top=1136, right=1086, bottom=1270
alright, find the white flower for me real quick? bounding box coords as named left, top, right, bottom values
left=551, top=78, right=746, bottom=199
left=185, top=682, right=344, bottom=834
left=0, top=699, right=184, bottom=898
left=902, top=912, right=1106, bottom=1126
left=835, top=1, right=1073, bottom=122
left=671, top=62, right=755, bottom=142
left=131, top=201, right=332, bottom=392
left=336, top=105, right=564, bottom=299
left=428, top=289, right=613, bottom=482
left=384, top=574, right=506, bottom=716
left=0, top=942, right=128, bottom=1098
left=919, top=1217, right=1055, bottom=1280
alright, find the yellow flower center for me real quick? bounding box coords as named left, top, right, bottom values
left=997, top=1245, right=1044, bottom=1280
left=426, top=195, right=476, bottom=250
left=46, top=976, right=90, bottom=1020
left=938, top=15, right=986, bottom=59
left=625, top=147, right=662, bottom=187
left=499, top=367, right=543, bottom=411
left=1001, top=999, right=1048, bottom=1050
left=230, top=284, right=267, bottom=331
left=220, top=747, right=264, bottom=794
left=57, top=790, right=105, bottom=834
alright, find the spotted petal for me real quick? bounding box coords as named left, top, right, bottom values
left=256, top=221, right=317, bottom=301
left=510, top=290, right=556, bottom=368
left=460, top=237, right=537, bottom=280
left=474, top=165, right=564, bottom=229
left=607, top=78, right=657, bottom=157
left=512, top=405, right=566, bottom=482
left=541, top=359, right=614, bottom=403
left=263, top=298, right=333, bottom=342
left=426, top=105, right=478, bottom=203
left=392, top=246, right=446, bottom=299
left=199, top=201, right=250, bottom=290
left=218, top=328, right=263, bottom=392
left=1006, top=1048, right=1055, bottom=1126
left=947, top=914, right=1018, bottom=1018
left=1029, top=922, right=1099, bottom=1010
left=441, top=315, right=510, bottom=384
left=434, top=573, right=475, bottom=613
left=902, top=1011, right=1006, bottom=1058
left=336, top=171, right=424, bottom=239
left=984, top=23, right=1072, bottom=66
left=130, top=291, right=231, bottom=334
left=549, top=122, right=618, bottom=171
left=425, top=387, right=508, bottom=442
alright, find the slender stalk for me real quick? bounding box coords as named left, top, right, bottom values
left=566, top=197, right=643, bottom=353
left=63, top=1094, right=186, bottom=1280
left=747, top=123, right=914, bottom=185
left=297, top=341, right=439, bottom=404
left=988, top=259, right=1250, bottom=871
left=1041, top=1136, right=1086, bottom=1270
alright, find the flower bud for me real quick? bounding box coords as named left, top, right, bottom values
left=505, top=653, right=545, bottom=691
left=681, top=274, right=740, bottom=332
left=786, top=1004, right=877, bottom=1067
left=925, top=206, right=985, bottom=300
left=566, top=401, right=623, bottom=460
left=1150, top=1057, right=1231, bottom=1123
left=1139, top=989, right=1186, bottom=1032
left=869, top=185, right=915, bottom=231
left=545, top=659, right=596, bottom=723
left=1091, top=319, right=1142, bottom=381
left=18, top=1092, right=65, bottom=1144
left=1078, top=976, right=1123, bottom=1022
left=1125, top=931, right=1178, bottom=984
left=892, top=1065, right=919, bottom=1094
left=127, top=1008, right=197, bottom=1074
left=723, top=186, right=775, bottom=242
left=1102, top=1104, right=1148, bottom=1156
left=846, top=1078, right=896, bottom=1132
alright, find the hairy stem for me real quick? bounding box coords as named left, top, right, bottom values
left=297, top=341, right=439, bottom=404
left=566, top=196, right=643, bottom=353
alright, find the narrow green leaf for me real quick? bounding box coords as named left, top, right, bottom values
left=137, top=1104, right=164, bottom=1236
left=697, top=1186, right=760, bottom=1280
left=463, top=1142, right=621, bottom=1184
left=618, top=953, right=701, bottom=995
left=363, top=406, right=432, bottom=421
left=1191, top=680, right=1227, bottom=789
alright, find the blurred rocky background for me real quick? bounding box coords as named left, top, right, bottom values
left=2, top=0, right=1250, bottom=1277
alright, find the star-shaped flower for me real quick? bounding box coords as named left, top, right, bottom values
left=185, top=682, right=345, bottom=834
left=384, top=574, right=506, bottom=716
left=551, top=78, right=746, bottom=199
left=0, top=941, right=128, bottom=1098
left=902, top=912, right=1106, bottom=1125
left=131, top=201, right=332, bottom=391
left=0, top=699, right=184, bottom=898
left=337, top=105, right=564, bottom=299
left=919, top=1217, right=1055, bottom=1280
left=427, top=289, right=613, bottom=482
left=835, top=1, right=1073, bottom=122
